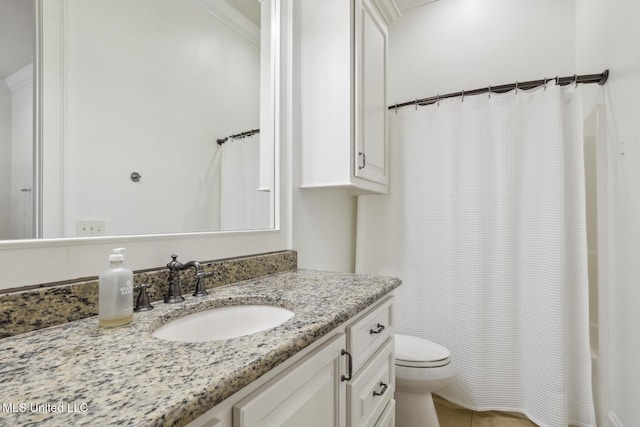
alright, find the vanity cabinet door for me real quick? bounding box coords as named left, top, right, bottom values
left=233, top=334, right=347, bottom=427
left=347, top=337, right=395, bottom=427
left=374, top=400, right=396, bottom=427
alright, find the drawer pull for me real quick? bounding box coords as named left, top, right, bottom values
left=373, top=382, right=388, bottom=397
left=341, top=349, right=353, bottom=382
left=369, top=323, right=386, bottom=334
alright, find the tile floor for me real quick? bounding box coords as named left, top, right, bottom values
left=434, top=396, right=538, bottom=427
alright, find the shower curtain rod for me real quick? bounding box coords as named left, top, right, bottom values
left=217, top=128, right=260, bottom=145
left=389, top=69, right=609, bottom=111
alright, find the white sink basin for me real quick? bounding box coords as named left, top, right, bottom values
left=152, top=305, right=295, bottom=343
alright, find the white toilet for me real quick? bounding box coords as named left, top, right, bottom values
left=394, top=334, right=454, bottom=427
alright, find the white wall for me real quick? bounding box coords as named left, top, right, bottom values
left=53, top=0, right=260, bottom=237
left=388, top=0, right=575, bottom=106
left=0, top=81, right=11, bottom=239
left=292, top=188, right=357, bottom=272
left=576, top=1, right=640, bottom=426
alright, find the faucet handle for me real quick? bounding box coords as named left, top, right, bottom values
left=193, top=271, right=213, bottom=297
left=134, top=283, right=154, bottom=312
left=167, top=254, right=180, bottom=269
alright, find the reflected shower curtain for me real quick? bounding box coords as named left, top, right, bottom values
left=356, top=85, right=596, bottom=426
left=220, top=136, right=270, bottom=230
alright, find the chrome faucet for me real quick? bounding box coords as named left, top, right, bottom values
left=164, top=254, right=213, bottom=303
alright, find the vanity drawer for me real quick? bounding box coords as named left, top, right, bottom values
left=347, top=337, right=395, bottom=427
left=346, top=295, right=393, bottom=373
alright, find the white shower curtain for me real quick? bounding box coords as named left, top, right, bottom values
left=356, top=84, right=596, bottom=427
left=220, top=136, right=270, bottom=231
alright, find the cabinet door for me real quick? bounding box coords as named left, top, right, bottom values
left=355, top=0, right=389, bottom=187
left=374, top=400, right=395, bottom=427
left=233, top=334, right=347, bottom=427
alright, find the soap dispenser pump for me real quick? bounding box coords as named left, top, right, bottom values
left=98, top=248, right=134, bottom=327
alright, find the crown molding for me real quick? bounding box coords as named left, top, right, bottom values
left=394, top=0, right=440, bottom=13
left=373, top=0, right=402, bottom=24
left=192, top=0, right=260, bottom=47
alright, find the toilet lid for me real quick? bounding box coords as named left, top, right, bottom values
left=395, top=334, right=451, bottom=368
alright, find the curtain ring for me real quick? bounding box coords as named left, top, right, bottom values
left=415, top=99, right=418, bottom=110
left=436, top=95, right=440, bottom=107
left=543, top=78, right=548, bottom=91
left=395, top=103, right=398, bottom=114
left=573, top=74, right=578, bottom=86
left=488, top=85, right=491, bottom=99
left=515, top=81, right=519, bottom=95
left=555, top=76, right=560, bottom=85
left=461, top=89, right=465, bottom=102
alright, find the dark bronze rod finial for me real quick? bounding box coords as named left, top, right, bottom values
left=598, top=69, right=610, bottom=85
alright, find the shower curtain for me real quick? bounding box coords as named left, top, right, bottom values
left=356, top=84, right=596, bottom=427
left=219, top=136, right=270, bottom=230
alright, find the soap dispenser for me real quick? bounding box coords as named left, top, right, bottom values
left=99, top=248, right=134, bottom=327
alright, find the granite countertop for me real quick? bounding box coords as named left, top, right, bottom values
left=0, top=269, right=401, bottom=427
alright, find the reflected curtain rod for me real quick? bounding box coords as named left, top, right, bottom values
left=217, top=128, right=260, bottom=145
left=389, top=69, right=609, bottom=111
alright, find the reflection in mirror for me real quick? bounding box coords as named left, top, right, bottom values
left=0, top=0, right=274, bottom=241
left=0, top=0, right=35, bottom=240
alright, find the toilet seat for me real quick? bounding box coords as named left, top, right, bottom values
left=395, top=334, right=451, bottom=368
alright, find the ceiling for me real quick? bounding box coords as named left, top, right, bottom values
left=0, top=0, right=35, bottom=80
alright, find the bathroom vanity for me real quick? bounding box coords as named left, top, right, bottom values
left=0, top=270, right=400, bottom=427
left=216, top=291, right=395, bottom=427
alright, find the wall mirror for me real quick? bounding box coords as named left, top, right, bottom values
left=0, top=0, right=276, bottom=242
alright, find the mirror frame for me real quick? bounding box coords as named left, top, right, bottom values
left=0, top=0, right=292, bottom=290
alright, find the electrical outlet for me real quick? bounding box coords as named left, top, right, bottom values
left=76, top=220, right=106, bottom=236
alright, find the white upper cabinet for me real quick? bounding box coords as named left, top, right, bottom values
left=298, top=0, right=399, bottom=194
